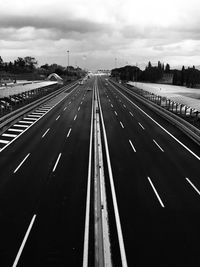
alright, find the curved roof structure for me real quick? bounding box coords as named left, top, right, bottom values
left=47, top=73, right=63, bottom=84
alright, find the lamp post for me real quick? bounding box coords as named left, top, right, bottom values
left=67, top=50, right=69, bottom=70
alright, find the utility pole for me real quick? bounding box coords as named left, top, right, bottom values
left=67, top=50, right=69, bottom=70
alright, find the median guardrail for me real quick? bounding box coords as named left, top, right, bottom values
left=109, top=79, right=200, bottom=146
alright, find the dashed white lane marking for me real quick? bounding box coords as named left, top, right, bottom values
left=23, top=117, right=37, bottom=121
left=129, top=140, right=136, bottom=152
left=52, top=153, right=62, bottom=172
left=0, top=139, right=9, bottom=144
left=110, top=83, right=200, bottom=161
left=69, top=101, right=71, bottom=104
left=13, top=124, right=29, bottom=128
left=28, top=115, right=41, bottom=118
left=78, top=107, right=80, bottom=111
left=74, top=115, right=77, bottom=121
left=120, top=121, right=124, bottom=128
left=42, top=128, right=50, bottom=138
left=114, top=111, right=118, bottom=116
left=67, top=128, right=72, bottom=138
left=2, top=133, right=17, bottom=138
left=64, top=107, right=67, bottom=111
left=129, top=111, right=134, bottom=117
left=19, top=121, right=32, bottom=124
left=147, top=177, right=165, bottom=208
left=8, top=128, right=23, bottom=132
left=123, top=104, right=126, bottom=108
left=81, top=101, right=83, bottom=105
left=153, top=139, right=164, bottom=152
left=14, top=153, right=30, bottom=173
left=138, top=122, right=145, bottom=130
left=111, top=104, right=113, bottom=108
left=186, top=178, right=200, bottom=196
left=56, top=115, right=60, bottom=121
left=12, top=214, right=37, bottom=267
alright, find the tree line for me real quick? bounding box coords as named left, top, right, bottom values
left=111, top=61, right=200, bottom=88
left=0, top=56, right=84, bottom=78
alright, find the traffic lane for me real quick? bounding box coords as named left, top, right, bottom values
left=0, top=82, right=85, bottom=173
left=104, top=79, right=200, bottom=160
left=102, top=82, right=200, bottom=208
left=0, top=86, right=89, bottom=265
left=18, top=89, right=93, bottom=266
left=97, top=80, right=200, bottom=266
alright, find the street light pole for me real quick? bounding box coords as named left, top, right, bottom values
left=67, top=50, right=69, bottom=70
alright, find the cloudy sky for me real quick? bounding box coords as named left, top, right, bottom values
left=1, top=0, right=200, bottom=70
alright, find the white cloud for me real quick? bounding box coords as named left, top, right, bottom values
left=1, top=0, right=200, bottom=69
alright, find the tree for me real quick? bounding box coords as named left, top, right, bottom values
left=165, top=63, right=170, bottom=73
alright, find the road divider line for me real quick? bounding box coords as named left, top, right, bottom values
left=153, top=139, right=164, bottom=152
left=120, top=121, right=124, bottom=128
left=147, top=177, right=165, bottom=208
left=186, top=177, right=200, bottom=196
left=14, top=153, right=30, bottom=173
left=67, top=128, right=72, bottom=138
left=129, top=140, right=136, bottom=152
left=109, top=81, right=200, bottom=161
left=2, top=133, right=17, bottom=138
left=42, top=128, right=50, bottom=138
left=138, top=122, right=145, bottom=130
left=12, top=214, right=36, bottom=267
left=52, top=153, right=62, bottom=172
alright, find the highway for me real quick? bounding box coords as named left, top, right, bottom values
left=0, top=76, right=200, bottom=266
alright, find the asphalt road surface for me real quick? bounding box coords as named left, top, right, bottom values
left=0, top=76, right=200, bottom=267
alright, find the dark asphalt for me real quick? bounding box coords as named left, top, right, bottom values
left=0, top=76, right=200, bottom=267
left=98, top=77, right=200, bottom=267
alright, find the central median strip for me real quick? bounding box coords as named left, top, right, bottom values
left=96, top=80, right=128, bottom=267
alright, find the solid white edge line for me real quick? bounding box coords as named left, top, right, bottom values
left=186, top=177, right=200, bottom=195
left=129, top=140, right=136, bottom=152
left=67, top=128, right=72, bottom=138
left=52, top=153, right=62, bottom=172
left=153, top=139, right=164, bottom=152
left=42, top=128, right=50, bottom=138
left=97, top=82, right=128, bottom=267
left=108, top=81, right=200, bottom=161
left=147, top=177, right=165, bottom=208
left=12, top=214, right=36, bottom=267
left=14, top=153, right=30, bottom=173
left=82, top=83, right=94, bottom=267
left=0, top=84, right=79, bottom=153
